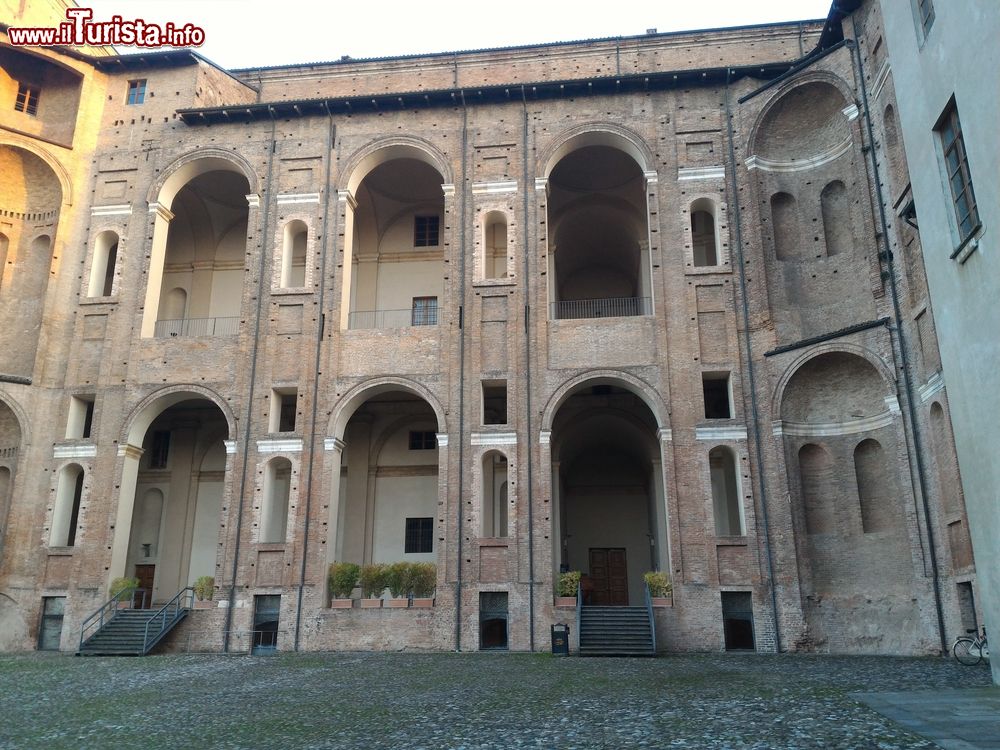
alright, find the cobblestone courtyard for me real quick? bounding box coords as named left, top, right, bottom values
left=0, top=652, right=993, bottom=749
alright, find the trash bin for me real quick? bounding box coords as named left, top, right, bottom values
left=551, top=623, right=569, bottom=656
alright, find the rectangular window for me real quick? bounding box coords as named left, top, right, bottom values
left=408, top=430, right=436, bottom=450
left=936, top=100, right=980, bottom=247
left=269, top=388, right=298, bottom=433
left=14, top=83, right=39, bottom=116
left=65, top=395, right=96, bottom=439
left=482, top=381, right=508, bottom=425
left=917, top=0, right=935, bottom=36
left=411, top=296, right=438, bottom=326
left=404, top=517, right=433, bottom=553
left=38, top=597, right=66, bottom=651
left=127, top=79, right=147, bottom=105
left=149, top=430, right=170, bottom=469
left=414, top=215, right=440, bottom=247
left=702, top=372, right=732, bottom=420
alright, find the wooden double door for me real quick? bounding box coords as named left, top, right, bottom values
left=588, top=548, right=628, bottom=606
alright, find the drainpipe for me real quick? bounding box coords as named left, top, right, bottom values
left=293, top=106, right=337, bottom=651
left=223, top=109, right=277, bottom=652
left=521, top=85, right=536, bottom=652
left=846, top=21, right=947, bottom=654
left=723, top=69, right=783, bottom=651
left=454, top=92, right=469, bottom=651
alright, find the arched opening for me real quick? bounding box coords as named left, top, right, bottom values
left=162, top=287, right=187, bottom=322
left=798, top=443, right=834, bottom=534
left=0, top=232, right=8, bottom=294
left=116, top=397, right=230, bottom=604
left=709, top=446, right=743, bottom=536
left=547, top=145, right=650, bottom=319
left=50, top=464, right=84, bottom=547
left=279, top=220, right=307, bottom=288
left=854, top=439, right=894, bottom=533
left=483, top=211, right=508, bottom=280
left=142, top=159, right=251, bottom=338
left=690, top=198, right=719, bottom=267
left=0, top=400, right=22, bottom=557
left=771, top=192, right=801, bottom=261
left=482, top=451, right=508, bottom=538
left=329, top=390, right=440, bottom=566
left=883, top=104, right=908, bottom=195
left=341, top=157, right=445, bottom=329
left=551, top=382, right=666, bottom=605
left=260, top=457, right=292, bottom=543
left=87, top=230, right=119, bottom=297
left=821, top=181, right=850, bottom=257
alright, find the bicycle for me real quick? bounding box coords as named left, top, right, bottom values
left=952, top=627, right=989, bottom=666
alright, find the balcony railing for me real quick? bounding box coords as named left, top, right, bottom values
left=550, top=296, right=651, bottom=320
left=153, top=317, right=239, bottom=338
left=347, top=308, right=438, bottom=330
left=0, top=447, right=17, bottom=460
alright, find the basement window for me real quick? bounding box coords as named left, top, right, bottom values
left=14, top=83, right=39, bottom=116
left=404, top=516, right=433, bottom=553
left=127, top=79, right=147, bottom=105
left=702, top=373, right=732, bottom=419
left=414, top=215, right=440, bottom=247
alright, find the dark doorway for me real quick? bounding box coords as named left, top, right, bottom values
left=134, top=564, right=154, bottom=608
left=252, top=595, right=281, bottom=655
left=957, top=581, right=978, bottom=632
left=37, top=596, right=65, bottom=651
left=721, top=591, right=755, bottom=650
left=589, top=548, right=628, bottom=606
left=479, top=592, right=508, bottom=650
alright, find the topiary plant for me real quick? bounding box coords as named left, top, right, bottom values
left=558, top=570, right=581, bottom=597
left=385, top=561, right=411, bottom=599
left=194, top=575, right=215, bottom=601
left=109, top=576, right=139, bottom=599
left=643, top=570, right=672, bottom=598
left=407, top=562, right=437, bottom=598
left=360, top=563, right=388, bottom=599
left=327, top=562, right=360, bottom=600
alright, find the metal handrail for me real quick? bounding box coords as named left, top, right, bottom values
left=575, top=583, right=583, bottom=655
left=644, top=581, right=656, bottom=654
left=78, top=587, right=148, bottom=651
left=153, top=317, right=240, bottom=338
left=347, top=308, right=439, bottom=329
left=142, top=587, right=194, bottom=654
left=550, top=296, right=651, bottom=320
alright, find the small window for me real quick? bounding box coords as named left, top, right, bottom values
left=14, top=83, right=39, bottom=116
left=408, top=431, right=437, bottom=450
left=66, top=395, right=96, bottom=439
left=87, top=231, right=119, bottom=298
left=916, top=0, right=935, bottom=37
left=414, top=216, right=440, bottom=247
left=483, top=212, right=508, bottom=279
left=149, top=430, right=170, bottom=469
left=702, top=373, right=732, bottom=420
left=935, top=99, right=980, bottom=247
left=270, top=388, right=298, bottom=433
left=690, top=199, right=719, bottom=267
left=127, top=79, right=147, bottom=105
left=404, top=517, right=433, bottom=553
left=411, top=296, right=438, bottom=326
left=50, top=465, right=84, bottom=547
left=482, top=381, right=508, bottom=425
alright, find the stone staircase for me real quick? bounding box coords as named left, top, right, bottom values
left=578, top=606, right=655, bottom=656
left=77, top=587, right=193, bottom=656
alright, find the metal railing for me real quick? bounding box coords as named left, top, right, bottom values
left=142, top=587, right=194, bottom=654
left=575, top=583, right=583, bottom=655
left=644, top=581, right=656, bottom=654
left=0, top=446, right=17, bottom=459
left=78, top=586, right=148, bottom=651
left=153, top=317, right=240, bottom=338
left=222, top=629, right=290, bottom=655
left=550, top=296, right=651, bottom=320
left=347, top=308, right=439, bottom=330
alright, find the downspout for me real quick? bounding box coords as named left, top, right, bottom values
left=846, top=22, right=947, bottom=654
left=223, top=109, right=277, bottom=652
left=293, top=106, right=337, bottom=651
left=454, top=91, right=469, bottom=651
left=521, top=85, right=536, bottom=652
left=723, top=69, right=783, bottom=651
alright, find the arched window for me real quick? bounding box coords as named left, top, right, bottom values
left=87, top=230, right=119, bottom=297
left=261, top=458, right=291, bottom=543
left=798, top=443, right=834, bottom=534
left=51, top=464, right=84, bottom=547
left=0, top=232, right=8, bottom=293
left=771, top=192, right=801, bottom=261
left=709, top=446, right=743, bottom=535
left=854, top=439, right=892, bottom=533
left=821, top=181, right=850, bottom=257
left=483, top=212, right=508, bottom=280
left=482, top=451, right=508, bottom=538
left=280, top=220, right=307, bottom=288
left=690, top=198, right=719, bottom=267
left=162, top=287, right=187, bottom=321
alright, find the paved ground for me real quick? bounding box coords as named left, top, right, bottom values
left=0, top=652, right=993, bottom=749
left=856, top=688, right=1000, bottom=750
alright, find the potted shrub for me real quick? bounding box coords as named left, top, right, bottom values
left=193, top=576, right=216, bottom=609
left=359, top=563, right=388, bottom=608
left=408, top=563, right=436, bottom=607
left=327, top=562, right=360, bottom=609
left=644, top=571, right=673, bottom=606
left=555, top=570, right=580, bottom=607
left=109, top=576, right=139, bottom=608
left=384, top=562, right=411, bottom=608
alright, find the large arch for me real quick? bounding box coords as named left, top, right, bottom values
left=146, top=148, right=259, bottom=208
left=539, top=123, right=654, bottom=178
left=541, top=370, right=667, bottom=433
left=329, top=377, right=447, bottom=440
left=340, top=136, right=453, bottom=196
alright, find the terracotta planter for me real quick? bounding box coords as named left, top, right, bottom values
left=193, top=599, right=216, bottom=610
left=359, top=598, right=382, bottom=609
left=329, top=598, right=354, bottom=609
left=385, top=598, right=409, bottom=608
left=651, top=596, right=673, bottom=608
left=411, top=598, right=434, bottom=608
left=554, top=596, right=577, bottom=608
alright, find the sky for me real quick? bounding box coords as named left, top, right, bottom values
left=85, top=0, right=833, bottom=69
